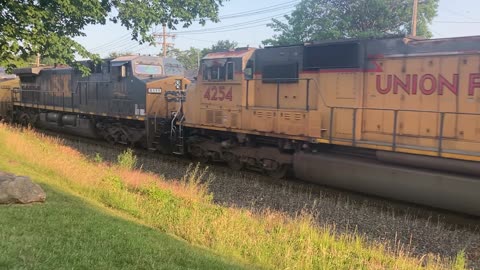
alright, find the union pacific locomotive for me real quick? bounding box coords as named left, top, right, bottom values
left=1, top=35, right=480, bottom=215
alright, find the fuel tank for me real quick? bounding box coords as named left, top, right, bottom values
left=294, top=152, right=480, bottom=216
left=37, top=113, right=99, bottom=139
left=376, top=151, right=480, bottom=177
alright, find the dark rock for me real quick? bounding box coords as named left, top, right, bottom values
left=0, top=173, right=46, bottom=204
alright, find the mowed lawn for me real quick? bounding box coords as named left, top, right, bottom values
left=0, top=183, right=244, bottom=270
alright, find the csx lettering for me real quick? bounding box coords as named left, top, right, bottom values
left=376, top=73, right=480, bottom=96
left=204, top=86, right=233, bottom=101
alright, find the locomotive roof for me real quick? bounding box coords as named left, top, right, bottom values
left=260, top=35, right=480, bottom=58
left=203, top=48, right=255, bottom=60
left=111, top=55, right=139, bottom=62
left=13, top=66, right=58, bottom=75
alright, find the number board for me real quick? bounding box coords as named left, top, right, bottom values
left=203, top=86, right=233, bottom=101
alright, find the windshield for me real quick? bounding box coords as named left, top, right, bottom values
left=163, top=58, right=185, bottom=76
left=135, top=64, right=163, bottom=75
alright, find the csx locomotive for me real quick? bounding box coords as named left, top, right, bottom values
left=1, top=55, right=189, bottom=151
left=1, top=35, right=480, bottom=215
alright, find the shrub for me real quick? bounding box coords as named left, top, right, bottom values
left=117, top=148, right=137, bottom=170
left=94, top=152, right=103, bottom=163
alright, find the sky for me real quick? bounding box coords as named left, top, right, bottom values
left=74, top=0, right=480, bottom=58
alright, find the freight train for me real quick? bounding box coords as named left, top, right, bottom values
left=1, top=35, right=480, bottom=216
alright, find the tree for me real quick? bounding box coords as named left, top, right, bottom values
left=176, top=47, right=202, bottom=71
left=0, top=0, right=225, bottom=73
left=263, top=0, right=439, bottom=46
left=165, top=40, right=238, bottom=71
left=201, top=40, right=238, bottom=57
left=108, top=52, right=134, bottom=59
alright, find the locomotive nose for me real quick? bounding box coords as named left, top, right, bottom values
left=146, top=77, right=189, bottom=93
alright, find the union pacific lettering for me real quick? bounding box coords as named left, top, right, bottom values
left=376, top=73, right=480, bottom=96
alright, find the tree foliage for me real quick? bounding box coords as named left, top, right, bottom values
left=168, top=47, right=202, bottom=71
left=108, top=52, right=134, bottom=59
left=263, top=0, right=439, bottom=46
left=0, top=0, right=225, bottom=73
left=200, top=40, right=238, bottom=57
left=167, top=40, right=238, bottom=72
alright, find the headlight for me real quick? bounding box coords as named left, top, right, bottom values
left=175, top=79, right=182, bottom=90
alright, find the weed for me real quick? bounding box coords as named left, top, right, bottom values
left=117, top=148, right=137, bottom=170
left=93, top=152, right=103, bottom=163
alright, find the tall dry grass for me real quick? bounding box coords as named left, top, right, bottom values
left=0, top=124, right=467, bottom=270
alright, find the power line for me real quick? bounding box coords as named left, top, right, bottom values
left=174, top=12, right=289, bottom=35
left=434, top=21, right=480, bottom=24
left=216, top=1, right=298, bottom=19
left=444, top=8, right=476, bottom=21
left=176, top=36, right=249, bottom=47
left=191, top=0, right=298, bottom=21
left=87, top=1, right=297, bottom=55
left=88, top=32, right=132, bottom=52
left=87, top=1, right=297, bottom=52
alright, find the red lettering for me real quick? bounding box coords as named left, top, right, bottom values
left=411, top=75, right=418, bottom=95
left=420, top=74, right=437, bottom=95
left=218, top=86, right=225, bottom=101
left=204, top=86, right=233, bottom=101
left=468, top=73, right=480, bottom=96
left=225, top=87, right=233, bottom=101
left=203, top=87, right=211, bottom=100
left=211, top=86, right=218, bottom=100
left=376, top=75, right=392, bottom=94
left=393, top=75, right=411, bottom=94
left=438, top=74, right=459, bottom=95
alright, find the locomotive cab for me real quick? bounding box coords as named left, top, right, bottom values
left=184, top=48, right=255, bottom=130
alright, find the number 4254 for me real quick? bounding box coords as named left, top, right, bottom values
left=203, top=86, right=233, bottom=101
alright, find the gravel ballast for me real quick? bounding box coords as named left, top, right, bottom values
left=63, top=139, right=480, bottom=269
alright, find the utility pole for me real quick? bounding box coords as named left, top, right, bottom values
left=412, top=0, right=418, bottom=36
left=35, top=53, right=40, bottom=67
left=153, top=24, right=175, bottom=57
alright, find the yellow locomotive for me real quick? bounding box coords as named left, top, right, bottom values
left=181, top=36, right=480, bottom=215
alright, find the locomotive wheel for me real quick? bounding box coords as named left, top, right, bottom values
left=17, top=113, right=31, bottom=127
left=266, top=164, right=288, bottom=179
left=224, top=153, right=243, bottom=171
left=189, top=145, right=208, bottom=163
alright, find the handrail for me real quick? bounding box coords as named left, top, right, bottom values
left=328, top=106, right=480, bottom=157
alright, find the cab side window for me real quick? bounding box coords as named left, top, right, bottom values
left=226, top=62, right=234, bottom=80
left=244, top=60, right=254, bottom=80
left=202, top=61, right=234, bottom=81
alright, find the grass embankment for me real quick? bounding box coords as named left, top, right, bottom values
left=0, top=185, right=244, bottom=269
left=0, top=124, right=467, bottom=269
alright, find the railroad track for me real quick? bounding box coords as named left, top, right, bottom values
left=37, top=128, right=480, bottom=226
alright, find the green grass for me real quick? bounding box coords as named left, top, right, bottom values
left=0, top=125, right=467, bottom=269
left=0, top=183, right=244, bottom=270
